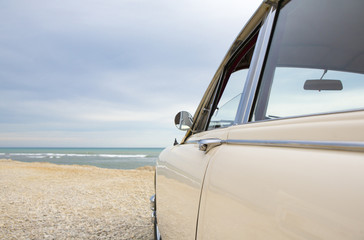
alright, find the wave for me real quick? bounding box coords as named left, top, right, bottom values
left=2, top=153, right=147, bottom=158
left=98, top=154, right=147, bottom=158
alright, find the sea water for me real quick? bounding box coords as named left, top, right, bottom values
left=0, top=147, right=164, bottom=170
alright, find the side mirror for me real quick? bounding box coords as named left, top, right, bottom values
left=174, top=111, right=193, bottom=131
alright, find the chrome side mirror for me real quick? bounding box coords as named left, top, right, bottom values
left=174, top=111, right=193, bottom=131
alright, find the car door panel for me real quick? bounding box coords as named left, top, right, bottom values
left=156, top=129, right=228, bottom=239
left=197, top=111, right=364, bottom=239
left=229, top=111, right=364, bottom=142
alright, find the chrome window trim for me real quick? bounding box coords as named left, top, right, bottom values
left=186, top=139, right=364, bottom=152
left=248, top=108, right=364, bottom=124
left=201, top=72, right=224, bottom=131
left=236, top=7, right=277, bottom=125
left=205, top=26, right=261, bottom=131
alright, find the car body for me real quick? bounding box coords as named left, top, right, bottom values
left=153, top=0, right=364, bottom=239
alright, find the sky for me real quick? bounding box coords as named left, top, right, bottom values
left=0, top=0, right=262, bottom=148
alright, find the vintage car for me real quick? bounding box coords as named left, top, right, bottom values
left=152, top=0, right=364, bottom=239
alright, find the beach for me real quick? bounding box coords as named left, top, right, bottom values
left=0, top=159, right=155, bottom=239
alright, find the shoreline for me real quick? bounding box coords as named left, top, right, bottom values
left=0, top=159, right=155, bottom=239
left=1, top=158, right=157, bottom=169
left=0, top=147, right=162, bottom=170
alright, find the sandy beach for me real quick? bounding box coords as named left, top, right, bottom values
left=0, top=159, right=155, bottom=240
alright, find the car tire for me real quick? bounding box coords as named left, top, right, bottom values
left=153, top=218, right=161, bottom=240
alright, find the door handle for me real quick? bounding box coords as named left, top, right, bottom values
left=198, top=138, right=224, bottom=152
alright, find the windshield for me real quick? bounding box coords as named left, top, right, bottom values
left=253, top=0, right=364, bottom=121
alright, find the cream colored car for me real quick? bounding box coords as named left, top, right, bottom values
left=152, top=0, right=364, bottom=239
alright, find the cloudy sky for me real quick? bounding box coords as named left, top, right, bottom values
left=0, top=0, right=261, bottom=148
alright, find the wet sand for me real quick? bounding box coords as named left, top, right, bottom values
left=0, top=159, right=155, bottom=240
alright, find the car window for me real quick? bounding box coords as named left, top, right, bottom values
left=208, top=69, right=249, bottom=129
left=206, top=31, right=258, bottom=130
left=265, top=68, right=364, bottom=118
left=252, top=0, right=364, bottom=121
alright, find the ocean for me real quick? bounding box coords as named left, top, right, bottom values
left=0, top=147, right=164, bottom=170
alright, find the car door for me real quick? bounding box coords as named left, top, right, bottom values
left=196, top=0, right=364, bottom=239
left=155, top=6, right=271, bottom=239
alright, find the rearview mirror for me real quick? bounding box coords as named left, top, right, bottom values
left=174, top=111, right=193, bottom=131
left=304, top=79, right=343, bottom=91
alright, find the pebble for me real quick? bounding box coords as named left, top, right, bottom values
left=0, top=159, right=155, bottom=240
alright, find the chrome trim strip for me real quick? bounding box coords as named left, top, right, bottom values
left=249, top=108, right=364, bottom=125
left=237, top=7, right=277, bottom=124
left=226, top=139, right=364, bottom=152
left=186, top=138, right=364, bottom=152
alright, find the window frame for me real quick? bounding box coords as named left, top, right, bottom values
left=250, top=0, right=364, bottom=123
left=237, top=6, right=278, bottom=125
left=204, top=29, right=259, bottom=131
left=203, top=8, right=278, bottom=131
left=180, top=3, right=277, bottom=143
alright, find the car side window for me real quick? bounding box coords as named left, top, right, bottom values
left=207, top=32, right=258, bottom=130
left=252, top=0, right=364, bottom=121
left=208, top=69, right=249, bottom=130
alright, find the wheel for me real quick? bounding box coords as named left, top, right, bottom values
left=152, top=170, right=162, bottom=240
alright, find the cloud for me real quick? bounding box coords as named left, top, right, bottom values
left=0, top=0, right=261, bottom=147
